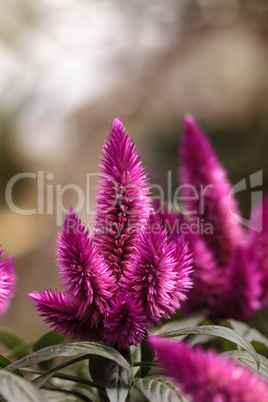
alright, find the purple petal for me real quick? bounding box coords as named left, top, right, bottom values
left=149, top=336, right=268, bottom=402
left=57, top=208, right=115, bottom=321
left=0, top=253, right=16, bottom=316
left=94, top=118, right=151, bottom=280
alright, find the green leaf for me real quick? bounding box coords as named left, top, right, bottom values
left=88, top=357, right=106, bottom=386
left=227, top=319, right=268, bottom=348
left=221, top=350, right=268, bottom=381
left=33, top=355, right=93, bottom=388
left=20, top=367, right=102, bottom=390
left=40, top=388, right=93, bottom=401
left=0, top=354, right=23, bottom=377
left=140, top=339, right=154, bottom=378
left=150, top=314, right=205, bottom=336
left=33, top=331, right=65, bottom=371
left=0, top=328, right=29, bottom=359
left=33, top=331, right=65, bottom=352
left=0, top=370, right=46, bottom=402
left=247, top=307, right=268, bottom=337
left=6, top=342, right=132, bottom=374
left=160, top=325, right=260, bottom=368
left=103, top=360, right=132, bottom=402
left=40, top=389, right=77, bottom=401
left=134, top=377, right=186, bottom=402
left=0, top=328, right=25, bottom=350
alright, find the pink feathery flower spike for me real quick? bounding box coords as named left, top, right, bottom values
left=0, top=250, right=16, bottom=316
left=221, top=245, right=262, bottom=320
left=245, top=196, right=268, bottom=307
left=29, top=208, right=115, bottom=340
left=149, top=336, right=268, bottom=402
left=104, top=292, right=147, bottom=350
left=179, top=115, right=243, bottom=313
left=94, top=118, right=151, bottom=281
left=29, top=119, right=192, bottom=350
left=121, top=213, right=193, bottom=326
left=155, top=201, right=185, bottom=241
left=57, top=208, right=115, bottom=321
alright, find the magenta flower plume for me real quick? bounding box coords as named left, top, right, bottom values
left=30, top=209, right=115, bottom=340
left=57, top=208, right=115, bottom=321
left=179, top=115, right=243, bottom=261
left=104, top=293, right=147, bottom=350
left=149, top=336, right=268, bottom=402
left=29, top=290, right=101, bottom=341
left=245, top=196, right=268, bottom=307
left=222, top=246, right=262, bottom=320
left=122, top=213, right=192, bottom=326
left=0, top=250, right=16, bottom=316
left=172, top=235, right=193, bottom=292
left=29, top=119, right=192, bottom=350
left=155, top=202, right=185, bottom=241
left=94, top=118, right=151, bottom=280
left=179, top=115, right=243, bottom=312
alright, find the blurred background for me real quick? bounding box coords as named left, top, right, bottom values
left=0, top=0, right=268, bottom=340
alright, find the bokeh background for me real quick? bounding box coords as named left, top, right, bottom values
left=0, top=0, right=268, bottom=341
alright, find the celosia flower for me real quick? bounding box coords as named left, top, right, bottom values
left=94, top=118, right=151, bottom=281
left=179, top=115, right=243, bottom=261
left=29, top=119, right=192, bottom=350
left=179, top=115, right=243, bottom=314
left=29, top=209, right=114, bottom=340
left=245, top=196, right=268, bottom=306
left=56, top=209, right=115, bottom=322
left=221, top=246, right=262, bottom=320
left=104, top=293, right=147, bottom=349
left=149, top=335, right=268, bottom=402
left=29, top=290, right=98, bottom=341
left=174, top=115, right=268, bottom=320
left=156, top=202, right=185, bottom=241
left=121, top=213, right=192, bottom=326
left=0, top=250, right=16, bottom=316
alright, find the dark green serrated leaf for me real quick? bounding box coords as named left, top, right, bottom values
left=134, top=377, right=186, bottom=402
left=221, top=350, right=268, bottom=381
left=103, top=360, right=132, bottom=402
left=160, top=325, right=260, bottom=368
left=0, top=354, right=23, bottom=377
left=0, top=370, right=46, bottom=402
left=6, top=342, right=132, bottom=374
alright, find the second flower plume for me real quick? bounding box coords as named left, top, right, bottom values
left=29, top=118, right=192, bottom=350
